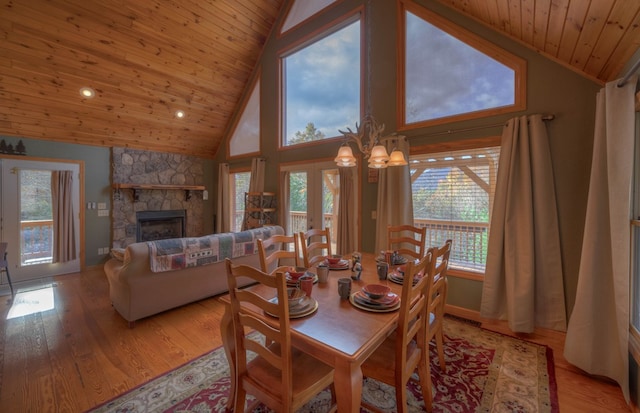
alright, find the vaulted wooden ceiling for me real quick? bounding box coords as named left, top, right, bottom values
left=1, top=0, right=639, bottom=158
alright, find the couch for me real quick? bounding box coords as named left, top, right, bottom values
left=104, top=225, right=284, bottom=326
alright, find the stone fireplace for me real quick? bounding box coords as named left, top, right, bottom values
left=136, top=210, right=186, bottom=242
left=111, top=148, right=205, bottom=248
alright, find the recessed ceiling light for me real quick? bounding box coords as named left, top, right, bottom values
left=175, top=110, right=185, bottom=118
left=79, top=87, right=95, bottom=98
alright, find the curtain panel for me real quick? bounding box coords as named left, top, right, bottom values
left=480, top=114, right=567, bottom=333
left=51, top=170, right=77, bottom=263
left=337, top=167, right=357, bottom=255
left=216, top=163, right=230, bottom=233
left=374, top=138, right=412, bottom=253
left=564, top=77, right=636, bottom=403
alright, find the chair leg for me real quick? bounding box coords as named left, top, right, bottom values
left=4, top=267, right=14, bottom=301
left=420, top=355, right=433, bottom=412
left=435, top=330, right=446, bottom=371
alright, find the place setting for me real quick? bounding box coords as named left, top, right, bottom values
left=376, top=250, right=409, bottom=266
left=348, top=283, right=401, bottom=313
left=285, top=266, right=318, bottom=287
left=387, top=264, right=423, bottom=286
left=266, top=286, right=318, bottom=319
left=325, top=254, right=350, bottom=270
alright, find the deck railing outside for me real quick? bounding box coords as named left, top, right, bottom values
left=234, top=210, right=488, bottom=272
left=21, top=219, right=53, bottom=265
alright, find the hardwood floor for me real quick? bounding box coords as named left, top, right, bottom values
left=0, top=267, right=632, bottom=412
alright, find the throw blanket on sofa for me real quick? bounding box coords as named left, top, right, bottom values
left=147, top=226, right=280, bottom=273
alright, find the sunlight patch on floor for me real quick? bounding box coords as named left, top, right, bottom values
left=7, top=285, right=55, bottom=319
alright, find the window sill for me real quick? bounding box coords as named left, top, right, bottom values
left=447, top=268, right=484, bottom=282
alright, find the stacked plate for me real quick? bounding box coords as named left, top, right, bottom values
left=326, top=259, right=350, bottom=270
left=349, top=286, right=401, bottom=312
left=267, top=294, right=318, bottom=318
left=387, top=269, right=423, bottom=286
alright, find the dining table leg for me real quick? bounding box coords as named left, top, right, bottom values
left=220, top=306, right=236, bottom=412
left=333, top=359, right=364, bottom=412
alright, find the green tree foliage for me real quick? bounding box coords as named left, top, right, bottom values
left=413, top=167, right=489, bottom=223
left=20, top=170, right=52, bottom=221
left=289, top=172, right=307, bottom=212
left=289, top=123, right=325, bottom=145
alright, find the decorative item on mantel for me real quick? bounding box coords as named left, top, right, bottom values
left=112, top=183, right=206, bottom=202
left=335, top=115, right=407, bottom=169
left=0, top=139, right=27, bottom=155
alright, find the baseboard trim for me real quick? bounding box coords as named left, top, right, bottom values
left=445, top=304, right=480, bottom=323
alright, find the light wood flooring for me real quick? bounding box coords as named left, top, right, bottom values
left=0, top=267, right=632, bottom=412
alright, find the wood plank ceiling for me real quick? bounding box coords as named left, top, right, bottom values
left=1, top=0, right=639, bottom=158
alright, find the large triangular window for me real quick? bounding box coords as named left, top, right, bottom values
left=400, top=4, right=526, bottom=129
left=228, top=77, right=260, bottom=158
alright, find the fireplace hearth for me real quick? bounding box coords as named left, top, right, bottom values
left=136, top=210, right=186, bottom=242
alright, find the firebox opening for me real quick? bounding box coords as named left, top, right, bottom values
left=136, top=210, right=186, bottom=242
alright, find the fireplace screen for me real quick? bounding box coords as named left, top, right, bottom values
left=136, top=210, right=186, bottom=242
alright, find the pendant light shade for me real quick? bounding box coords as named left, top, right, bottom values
left=387, top=149, right=408, bottom=166
left=334, top=144, right=357, bottom=167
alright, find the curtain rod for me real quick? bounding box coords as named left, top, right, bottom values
left=617, top=57, right=640, bottom=87
left=419, top=114, right=555, bottom=138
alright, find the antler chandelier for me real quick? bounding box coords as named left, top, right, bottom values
left=335, top=115, right=407, bottom=169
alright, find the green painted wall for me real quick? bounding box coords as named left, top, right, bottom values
left=213, top=0, right=602, bottom=317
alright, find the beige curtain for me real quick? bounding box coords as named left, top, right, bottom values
left=375, top=137, right=412, bottom=253
left=337, top=166, right=356, bottom=254
left=480, top=114, right=566, bottom=333
left=249, top=157, right=265, bottom=193
left=242, top=158, right=266, bottom=230
left=216, top=163, right=230, bottom=233
left=564, top=78, right=636, bottom=403
left=51, top=170, right=76, bottom=263
left=279, top=170, right=290, bottom=232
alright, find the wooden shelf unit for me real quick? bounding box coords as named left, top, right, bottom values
left=113, top=183, right=205, bottom=201
left=244, top=192, right=276, bottom=229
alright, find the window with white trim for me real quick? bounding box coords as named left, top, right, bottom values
left=411, top=146, right=500, bottom=274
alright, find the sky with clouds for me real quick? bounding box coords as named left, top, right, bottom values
left=284, top=21, right=360, bottom=143
left=283, top=11, right=515, bottom=143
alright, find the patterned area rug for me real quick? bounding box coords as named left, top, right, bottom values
left=87, top=317, right=558, bottom=413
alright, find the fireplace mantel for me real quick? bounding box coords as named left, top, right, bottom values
left=113, top=183, right=205, bottom=201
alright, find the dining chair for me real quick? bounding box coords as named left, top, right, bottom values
left=427, top=239, right=452, bottom=371
left=224, top=259, right=337, bottom=412
left=257, top=233, right=301, bottom=274
left=361, top=250, right=434, bottom=413
left=299, top=228, right=331, bottom=268
left=387, top=224, right=427, bottom=260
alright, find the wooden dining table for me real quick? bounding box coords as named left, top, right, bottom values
left=218, top=252, right=404, bottom=413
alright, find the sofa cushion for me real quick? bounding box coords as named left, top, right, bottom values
left=147, top=226, right=282, bottom=272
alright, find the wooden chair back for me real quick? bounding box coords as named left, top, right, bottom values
left=299, top=228, right=331, bottom=268
left=224, top=259, right=336, bottom=412
left=387, top=224, right=427, bottom=260
left=257, top=233, right=300, bottom=274
left=427, top=239, right=452, bottom=371
left=361, top=251, right=434, bottom=412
